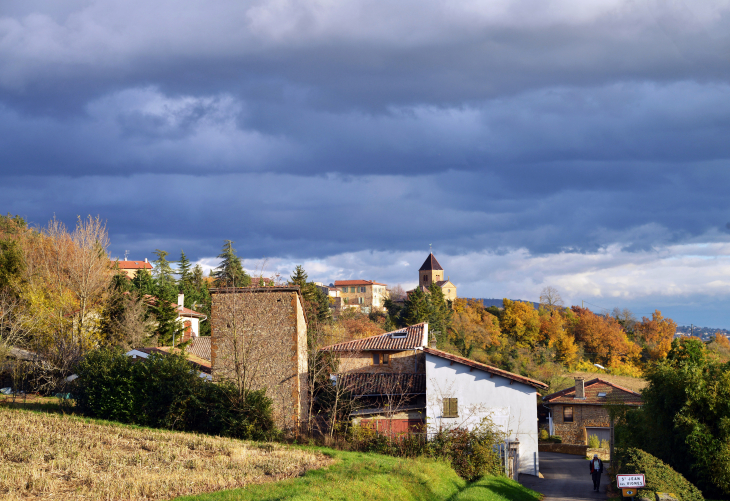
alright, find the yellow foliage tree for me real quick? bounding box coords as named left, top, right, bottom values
left=539, top=311, right=578, bottom=366
left=501, top=299, right=540, bottom=348
left=448, top=299, right=502, bottom=358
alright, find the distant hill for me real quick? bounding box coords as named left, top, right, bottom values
left=471, top=298, right=541, bottom=310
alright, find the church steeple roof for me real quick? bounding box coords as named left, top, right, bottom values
left=419, top=253, right=443, bottom=271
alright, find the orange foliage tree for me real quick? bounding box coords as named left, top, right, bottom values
left=633, top=310, right=677, bottom=360
left=539, top=311, right=578, bottom=366
left=569, top=306, right=640, bottom=368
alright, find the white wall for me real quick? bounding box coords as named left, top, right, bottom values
left=425, top=353, right=540, bottom=476
left=177, top=316, right=200, bottom=337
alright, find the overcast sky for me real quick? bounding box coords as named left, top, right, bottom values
left=3, top=0, right=730, bottom=327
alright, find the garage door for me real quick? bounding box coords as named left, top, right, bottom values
left=586, top=427, right=610, bottom=443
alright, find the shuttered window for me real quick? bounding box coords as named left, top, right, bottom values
left=442, top=398, right=458, bottom=418
left=372, top=353, right=380, bottom=365
left=382, top=353, right=389, bottom=365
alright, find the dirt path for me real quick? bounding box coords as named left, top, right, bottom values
left=519, top=452, right=607, bottom=501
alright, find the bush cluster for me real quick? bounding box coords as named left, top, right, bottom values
left=345, top=421, right=504, bottom=481
left=73, top=348, right=277, bottom=440
left=618, top=448, right=703, bottom=501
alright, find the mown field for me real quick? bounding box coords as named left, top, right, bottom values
left=1, top=407, right=543, bottom=501
left=0, top=407, right=329, bottom=500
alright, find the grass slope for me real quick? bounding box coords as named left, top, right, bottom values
left=178, top=449, right=542, bottom=501
left=0, top=407, right=327, bottom=500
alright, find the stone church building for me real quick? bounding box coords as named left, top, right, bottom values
left=408, top=253, right=457, bottom=302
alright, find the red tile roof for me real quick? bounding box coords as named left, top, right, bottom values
left=321, top=323, right=428, bottom=352
left=133, top=347, right=211, bottom=374
left=422, top=348, right=549, bottom=389
left=419, top=253, right=443, bottom=271
left=116, top=260, right=153, bottom=270
left=140, top=294, right=206, bottom=318
left=335, top=280, right=387, bottom=286
left=341, top=373, right=426, bottom=396
left=542, top=378, right=643, bottom=406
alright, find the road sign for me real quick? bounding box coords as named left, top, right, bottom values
left=622, top=488, right=637, bottom=497
left=617, top=474, right=646, bottom=488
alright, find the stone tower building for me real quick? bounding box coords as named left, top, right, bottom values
left=210, top=286, right=308, bottom=431
left=416, top=253, right=457, bottom=302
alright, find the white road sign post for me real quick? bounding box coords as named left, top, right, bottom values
left=617, top=474, right=646, bottom=497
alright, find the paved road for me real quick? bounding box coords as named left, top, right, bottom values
left=519, top=452, right=607, bottom=501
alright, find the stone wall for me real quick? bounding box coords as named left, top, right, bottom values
left=538, top=443, right=589, bottom=456
left=338, top=350, right=424, bottom=374
left=551, top=404, right=610, bottom=445
left=210, top=288, right=308, bottom=431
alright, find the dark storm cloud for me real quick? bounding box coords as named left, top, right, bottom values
left=2, top=0, right=730, bottom=268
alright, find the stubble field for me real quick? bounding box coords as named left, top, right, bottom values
left=0, top=407, right=329, bottom=500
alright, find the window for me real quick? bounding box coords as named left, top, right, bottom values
left=359, top=297, right=364, bottom=304
left=597, top=392, right=607, bottom=397
left=372, top=353, right=380, bottom=365
left=360, top=286, right=366, bottom=293
left=563, top=406, right=574, bottom=423
left=443, top=398, right=458, bottom=418
left=382, top=353, right=389, bottom=365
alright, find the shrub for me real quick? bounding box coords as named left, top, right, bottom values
left=618, top=448, right=703, bottom=501
left=588, top=434, right=600, bottom=448
left=539, top=429, right=549, bottom=441
left=600, top=439, right=609, bottom=449
left=73, top=348, right=276, bottom=440
left=547, top=435, right=562, bottom=443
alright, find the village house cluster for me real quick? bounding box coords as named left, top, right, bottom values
left=116, top=251, right=643, bottom=478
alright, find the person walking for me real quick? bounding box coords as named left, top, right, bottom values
left=589, top=454, right=604, bottom=492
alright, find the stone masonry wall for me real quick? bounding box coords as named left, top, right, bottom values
left=211, top=289, right=308, bottom=431
left=551, top=404, right=610, bottom=445
left=338, top=350, right=424, bottom=374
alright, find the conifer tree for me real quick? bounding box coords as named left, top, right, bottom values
left=402, top=287, right=432, bottom=326
left=213, top=240, right=250, bottom=287
left=177, top=250, right=192, bottom=288
left=131, top=269, right=156, bottom=297
left=152, top=249, right=176, bottom=290
left=427, top=282, right=453, bottom=339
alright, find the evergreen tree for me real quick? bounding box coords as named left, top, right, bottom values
left=402, top=287, right=432, bottom=326
left=177, top=250, right=192, bottom=288
left=213, top=240, right=250, bottom=287
left=290, top=265, right=331, bottom=324
left=131, top=269, right=156, bottom=297
left=290, top=265, right=308, bottom=288
left=427, top=282, right=453, bottom=341
left=152, top=249, right=176, bottom=289
left=152, top=296, right=182, bottom=346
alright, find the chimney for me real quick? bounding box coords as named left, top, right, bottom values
left=178, top=294, right=184, bottom=310
left=575, top=377, right=586, bottom=399
left=144, top=258, right=148, bottom=263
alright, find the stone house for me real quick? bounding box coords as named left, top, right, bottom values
left=210, top=286, right=308, bottom=431
left=334, top=280, right=388, bottom=313
left=321, top=323, right=549, bottom=476
left=541, top=377, right=643, bottom=445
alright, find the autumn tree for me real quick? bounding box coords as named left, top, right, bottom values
left=633, top=310, right=677, bottom=361
left=539, top=311, right=578, bottom=366
left=500, top=299, right=540, bottom=348
left=569, top=306, right=640, bottom=368
left=539, top=286, right=564, bottom=311
left=448, top=299, right=502, bottom=358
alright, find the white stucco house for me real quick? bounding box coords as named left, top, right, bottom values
left=422, top=347, right=548, bottom=476
left=321, top=322, right=548, bottom=477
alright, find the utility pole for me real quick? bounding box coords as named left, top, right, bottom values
left=691, top=324, right=693, bottom=337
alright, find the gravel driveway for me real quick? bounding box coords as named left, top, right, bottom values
left=519, top=452, right=607, bottom=501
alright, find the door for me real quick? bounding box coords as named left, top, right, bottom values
left=586, top=427, right=610, bottom=444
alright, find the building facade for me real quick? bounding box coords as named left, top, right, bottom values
left=542, top=377, right=643, bottom=445
left=210, top=286, right=309, bottom=431
left=115, top=258, right=153, bottom=278
left=334, top=280, right=388, bottom=312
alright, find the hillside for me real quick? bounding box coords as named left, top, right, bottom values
left=552, top=372, right=648, bottom=394
left=0, top=407, right=328, bottom=500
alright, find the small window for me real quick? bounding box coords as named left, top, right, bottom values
left=382, top=353, right=389, bottom=365
left=563, top=406, right=574, bottom=423
left=443, top=398, right=458, bottom=418
left=372, top=353, right=380, bottom=365
left=359, top=297, right=364, bottom=304
left=360, top=286, right=366, bottom=293
left=598, top=392, right=607, bottom=397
